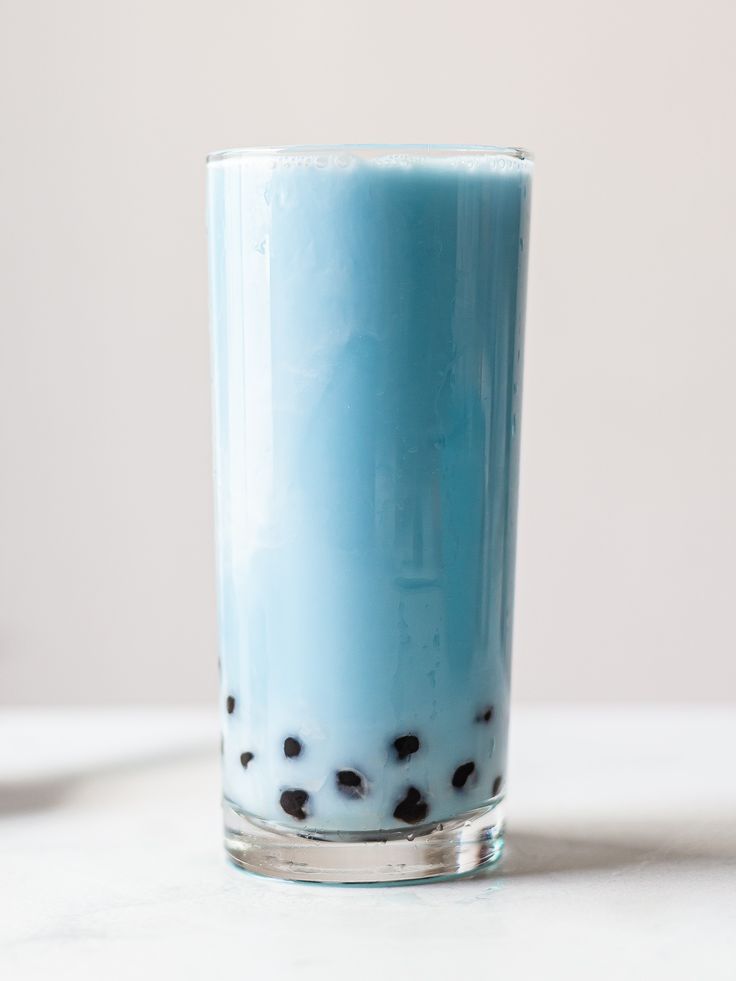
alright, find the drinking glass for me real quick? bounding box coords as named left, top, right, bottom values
left=207, top=144, right=533, bottom=882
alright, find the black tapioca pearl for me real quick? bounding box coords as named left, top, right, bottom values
left=226, top=695, right=235, bottom=715
left=284, top=736, right=302, bottom=759
left=280, top=788, right=309, bottom=820
left=393, top=734, right=420, bottom=761
left=336, top=769, right=366, bottom=799
left=492, top=775, right=503, bottom=797
left=475, top=705, right=494, bottom=724
left=452, top=761, right=476, bottom=789
left=240, top=751, right=254, bottom=769
left=393, top=786, right=428, bottom=825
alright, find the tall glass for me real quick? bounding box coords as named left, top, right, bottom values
left=207, top=145, right=533, bottom=883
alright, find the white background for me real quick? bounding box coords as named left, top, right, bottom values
left=1, top=0, right=735, bottom=704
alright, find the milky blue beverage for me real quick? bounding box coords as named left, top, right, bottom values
left=207, top=146, right=532, bottom=881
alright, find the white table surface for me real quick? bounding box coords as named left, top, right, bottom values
left=1, top=706, right=734, bottom=980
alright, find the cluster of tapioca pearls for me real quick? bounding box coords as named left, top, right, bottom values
left=224, top=695, right=503, bottom=825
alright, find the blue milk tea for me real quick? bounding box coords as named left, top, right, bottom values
left=207, top=147, right=532, bottom=834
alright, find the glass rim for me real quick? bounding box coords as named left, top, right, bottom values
left=206, top=143, right=534, bottom=165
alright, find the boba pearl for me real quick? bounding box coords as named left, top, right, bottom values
left=284, top=737, right=303, bottom=759
left=393, top=734, right=420, bottom=761
left=280, top=789, right=309, bottom=820
left=452, top=761, right=475, bottom=789
left=393, top=787, right=428, bottom=825
left=336, top=769, right=366, bottom=799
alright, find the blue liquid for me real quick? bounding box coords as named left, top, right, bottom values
left=208, top=149, right=532, bottom=832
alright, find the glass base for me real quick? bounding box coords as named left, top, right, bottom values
left=223, top=799, right=505, bottom=884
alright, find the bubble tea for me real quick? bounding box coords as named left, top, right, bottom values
left=207, top=145, right=533, bottom=882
